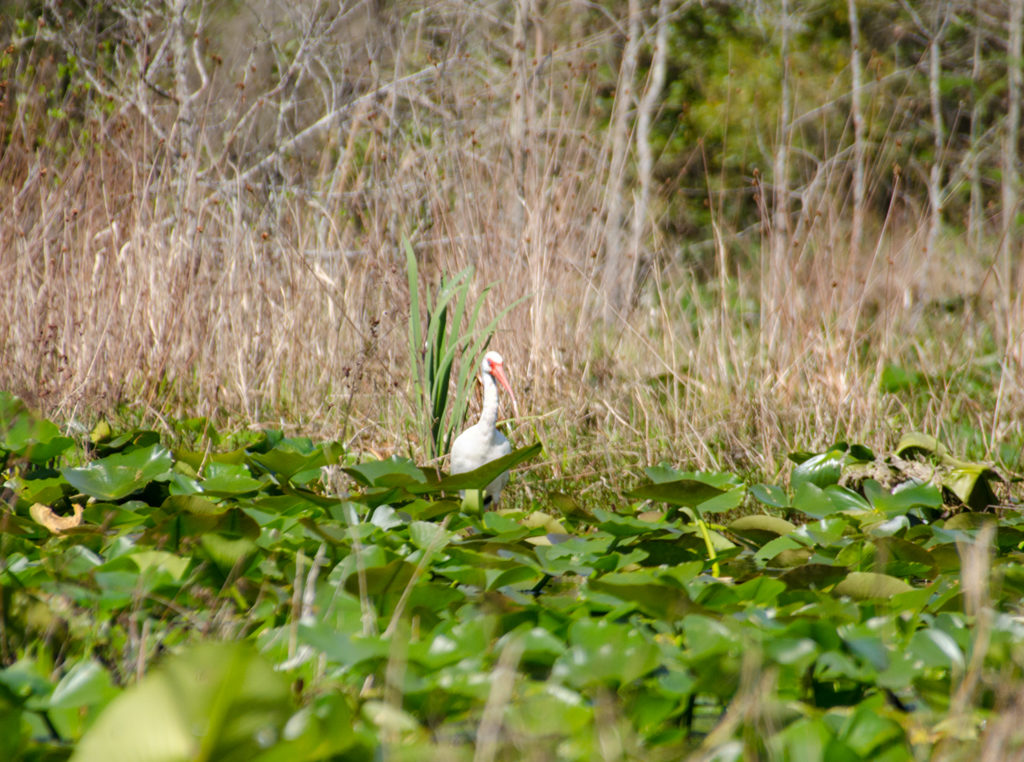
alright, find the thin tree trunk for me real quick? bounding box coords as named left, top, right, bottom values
left=630, top=0, right=671, bottom=301
left=925, top=22, right=944, bottom=261
left=510, top=0, right=530, bottom=249
left=768, top=0, right=792, bottom=350
left=967, top=0, right=984, bottom=252
left=600, top=0, right=640, bottom=320
left=171, top=0, right=194, bottom=163
left=847, top=0, right=866, bottom=261
left=1002, top=0, right=1022, bottom=306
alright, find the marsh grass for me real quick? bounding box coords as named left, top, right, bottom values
left=1, top=1, right=1022, bottom=488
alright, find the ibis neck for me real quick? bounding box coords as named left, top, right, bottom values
left=478, top=372, right=500, bottom=430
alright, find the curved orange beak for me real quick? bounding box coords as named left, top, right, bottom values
left=490, top=361, right=518, bottom=415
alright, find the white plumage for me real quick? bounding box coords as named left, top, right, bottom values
left=450, top=351, right=516, bottom=507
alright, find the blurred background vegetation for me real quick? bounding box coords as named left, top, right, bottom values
left=1, top=0, right=1022, bottom=481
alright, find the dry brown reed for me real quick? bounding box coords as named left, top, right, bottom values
left=1, top=0, right=1021, bottom=488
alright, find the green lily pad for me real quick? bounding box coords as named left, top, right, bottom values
left=864, top=479, right=942, bottom=516
left=343, top=558, right=418, bottom=597
left=833, top=571, right=914, bottom=600
left=409, top=520, right=451, bottom=551
left=750, top=483, right=791, bottom=508
left=587, top=577, right=700, bottom=621
left=423, top=442, right=543, bottom=493
left=793, top=482, right=845, bottom=518
left=592, top=508, right=665, bottom=537
left=247, top=438, right=338, bottom=481
left=201, top=462, right=265, bottom=496
left=628, top=478, right=725, bottom=508
left=62, top=444, right=173, bottom=500
left=552, top=618, right=661, bottom=687
left=946, top=464, right=1001, bottom=510
left=71, top=642, right=292, bottom=762
left=344, top=456, right=429, bottom=488
left=779, top=563, right=847, bottom=590
left=791, top=450, right=846, bottom=491
left=895, top=432, right=949, bottom=461
left=0, top=393, right=74, bottom=463
left=728, top=515, right=797, bottom=545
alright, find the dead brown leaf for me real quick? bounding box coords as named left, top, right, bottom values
left=29, top=503, right=84, bottom=533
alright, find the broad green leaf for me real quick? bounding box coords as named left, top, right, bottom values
left=790, top=450, right=846, bottom=491
left=199, top=532, right=259, bottom=571
left=839, top=696, right=908, bottom=756
left=895, top=432, right=949, bottom=460
left=770, top=547, right=814, bottom=567
left=848, top=444, right=876, bottom=461
left=71, top=642, right=292, bottom=762
left=946, top=464, right=1001, bottom=510
left=779, top=563, right=847, bottom=590
left=824, top=485, right=871, bottom=514
left=587, top=578, right=700, bottom=621
left=861, top=515, right=910, bottom=537
left=130, top=550, right=191, bottom=581
left=482, top=511, right=523, bottom=534
left=643, top=467, right=742, bottom=490
left=487, top=565, right=542, bottom=591
left=798, top=516, right=851, bottom=546
left=628, top=479, right=725, bottom=508
left=643, top=464, right=688, bottom=484
left=872, top=537, right=938, bottom=578
left=46, top=660, right=117, bottom=711
left=552, top=619, right=661, bottom=687
left=499, top=625, right=566, bottom=665
left=370, top=505, right=407, bottom=530
left=7, top=473, right=70, bottom=505
left=680, top=615, right=737, bottom=660
left=768, top=717, right=831, bottom=761
left=750, top=483, right=790, bottom=508
left=864, top=479, right=942, bottom=517
left=174, top=447, right=248, bottom=471
left=361, top=700, right=420, bottom=733
left=96, top=430, right=161, bottom=455
left=764, top=637, right=818, bottom=668
left=253, top=694, right=360, bottom=762
left=756, top=534, right=807, bottom=563
left=943, top=512, right=997, bottom=531
left=909, top=629, right=965, bottom=670
left=62, top=444, right=173, bottom=500
left=592, top=507, right=664, bottom=537
left=247, top=439, right=337, bottom=481
left=793, top=482, right=844, bottom=519
left=409, top=520, right=451, bottom=551
left=733, top=576, right=786, bottom=605
left=696, top=486, right=745, bottom=514
left=834, top=571, right=914, bottom=600
left=200, top=462, right=265, bottom=496
left=344, top=456, right=428, bottom=488
left=298, top=625, right=390, bottom=667
left=728, top=515, right=796, bottom=545
left=506, top=685, right=592, bottom=738
left=0, top=393, right=74, bottom=463
left=343, top=558, right=417, bottom=596
left=423, top=442, right=543, bottom=493
left=162, top=494, right=226, bottom=516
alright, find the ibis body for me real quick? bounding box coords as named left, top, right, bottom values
left=450, top=351, right=516, bottom=507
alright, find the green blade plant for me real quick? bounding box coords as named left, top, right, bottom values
left=404, top=239, right=525, bottom=462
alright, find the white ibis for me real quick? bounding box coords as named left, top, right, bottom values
left=450, top=351, right=517, bottom=507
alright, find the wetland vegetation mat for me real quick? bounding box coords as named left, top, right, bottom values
left=3, top=392, right=1024, bottom=760
left=5, top=1, right=1024, bottom=758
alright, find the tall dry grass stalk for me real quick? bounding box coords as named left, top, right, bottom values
left=1, top=1, right=1022, bottom=483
